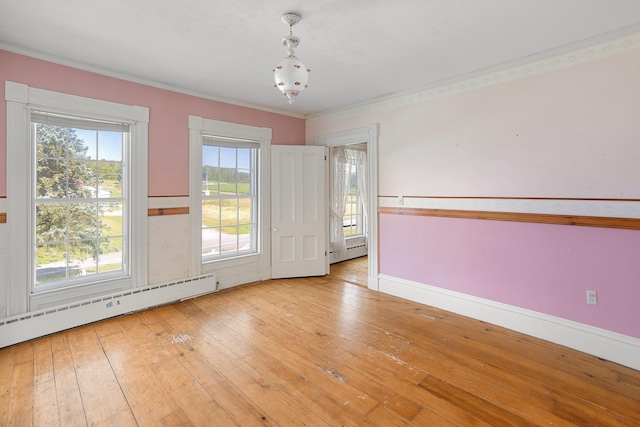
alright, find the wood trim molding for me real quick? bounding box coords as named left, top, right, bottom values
left=148, top=207, right=189, bottom=217
left=379, top=195, right=640, bottom=202
left=378, top=206, right=640, bottom=230
left=0, top=213, right=5, bottom=224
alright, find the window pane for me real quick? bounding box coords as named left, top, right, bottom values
left=238, top=169, right=251, bottom=195
left=36, top=242, right=68, bottom=284
left=98, top=237, right=123, bottom=273
left=221, top=226, right=239, bottom=254
left=68, top=202, right=99, bottom=239
left=238, top=197, right=252, bottom=226
left=219, top=147, right=236, bottom=168
left=203, top=145, right=219, bottom=167
left=97, top=131, right=123, bottom=162
left=202, top=200, right=221, bottom=226
left=36, top=158, right=67, bottom=199
left=36, top=203, right=67, bottom=244
left=97, top=160, right=121, bottom=195
left=237, top=148, right=250, bottom=169
left=69, top=159, right=97, bottom=198
left=202, top=227, right=221, bottom=256
left=68, top=239, right=97, bottom=279
left=221, top=198, right=238, bottom=234
left=101, top=202, right=123, bottom=238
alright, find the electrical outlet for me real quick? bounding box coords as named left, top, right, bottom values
left=586, top=290, right=597, bottom=305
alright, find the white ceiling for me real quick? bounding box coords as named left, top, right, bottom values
left=2, top=1, right=640, bottom=117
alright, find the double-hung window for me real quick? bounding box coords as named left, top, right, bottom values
left=201, top=137, right=258, bottom=260
left=5, top=82, right=148, bottom=314
left=32, top=113, right=128, bottom=289
left=189, top=116, right=271, bottom=282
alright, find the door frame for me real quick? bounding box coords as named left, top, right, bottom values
left=316, top=124, right=379, bottom=291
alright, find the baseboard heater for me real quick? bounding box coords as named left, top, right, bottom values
left=0, top=273, right=217, bottom=348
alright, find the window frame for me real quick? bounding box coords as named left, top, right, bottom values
left=5, top=81, right=148, bottom=314
left=188, top=116, right=271, bottom=283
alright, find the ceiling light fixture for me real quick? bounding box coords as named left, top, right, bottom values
left=273, top=12, right=310, bottom=104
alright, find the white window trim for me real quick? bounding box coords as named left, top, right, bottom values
left=5, top=81, right=149, bottom=315
left=188, top=115, right=271, bottom=287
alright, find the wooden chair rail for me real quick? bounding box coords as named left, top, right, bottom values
left=148, top=207, right=189, bottom=217
left=378, top=206, right=640, bottom=230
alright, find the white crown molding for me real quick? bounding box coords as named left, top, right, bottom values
left=379, top=196, right=640, bottom=219
left=379, top=274, right=640, bottom=371
left=308, top=25, right=640, bottom=124
left=0, top=43, right=305, bottom=120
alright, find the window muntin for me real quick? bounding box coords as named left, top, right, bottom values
left=32, top=115, right=129, bottom=291
left=201, top=139, right=258, bottom=260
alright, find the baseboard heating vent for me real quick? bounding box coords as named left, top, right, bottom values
left=0, top=273, right=216, bottom=348
left=348, top=243, right=367, bottom=250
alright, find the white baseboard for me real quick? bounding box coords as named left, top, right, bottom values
left=379, top=274, right=640, bottom=371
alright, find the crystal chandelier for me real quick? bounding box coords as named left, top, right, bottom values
left=273, top=12, right=310, bottom=104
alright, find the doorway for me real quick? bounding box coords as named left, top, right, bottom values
left=316, top=125, right=379, bottom=290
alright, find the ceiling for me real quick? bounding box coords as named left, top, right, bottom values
left=2, top=1, right=640, bottom=117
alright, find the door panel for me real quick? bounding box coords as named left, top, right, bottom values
left=272, top=145, right=328, bottom=279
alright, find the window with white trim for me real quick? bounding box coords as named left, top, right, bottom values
left=5, top=82, right=148, bottom=314
left=188, top=116, right=271, bottom=282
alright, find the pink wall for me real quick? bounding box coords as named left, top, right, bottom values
left=0, top=50, right=305, bottom=196
left=380, top=214, right=640, bottom=338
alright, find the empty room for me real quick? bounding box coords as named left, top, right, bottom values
left=1, top=1, right=640, bottom=425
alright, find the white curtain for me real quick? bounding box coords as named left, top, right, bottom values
left=330, top=146, right=349, bottom=256
left=349, top=148, right=368, bottom=237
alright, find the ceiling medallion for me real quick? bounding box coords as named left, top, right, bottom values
left=273, top=12, right=310, bottom=104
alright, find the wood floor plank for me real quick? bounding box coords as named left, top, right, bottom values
left=6, top=342, right=34, bottom=427
left=32, top=337, right=59, bottom=427
left=420, top=374, right=537, bottom=427
left=0, top=346, right=16, bottom=426
left=49, top=333, right=87, bottom=427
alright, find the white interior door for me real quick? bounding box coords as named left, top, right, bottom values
left=271, top=145, right=328, bottom=279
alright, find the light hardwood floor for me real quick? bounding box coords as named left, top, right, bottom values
left=329, top=255, right=368, bottom=288
left=2, top=258, right=640, bottom=426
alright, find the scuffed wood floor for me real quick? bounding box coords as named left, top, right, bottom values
left=2, top=259, right=640, bottom=426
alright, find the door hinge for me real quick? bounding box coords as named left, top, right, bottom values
left=324, top=155, right=327, bottom=160
left=325, top=250, right=328, bottom=256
